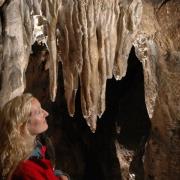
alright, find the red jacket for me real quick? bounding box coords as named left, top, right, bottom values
left=11, top=144, right=62, bottom=180
left=11, top=158, right=62, bottom=180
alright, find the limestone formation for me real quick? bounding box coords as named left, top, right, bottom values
left=0, top=0, right=179, bottom=179
left=0, top=0, right=32, bottom=107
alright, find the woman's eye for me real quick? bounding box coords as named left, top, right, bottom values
left=35, top=110, right=41, bottom=115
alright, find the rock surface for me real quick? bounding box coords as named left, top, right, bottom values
left=0, top=0, right=179, bottom=179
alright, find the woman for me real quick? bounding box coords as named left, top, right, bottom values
left=0, top=93, right=69, bottom=180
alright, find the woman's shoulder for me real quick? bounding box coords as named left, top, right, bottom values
left=11, top=159, right=59, bottom=180
left=14, top=158, right=53, bottom=171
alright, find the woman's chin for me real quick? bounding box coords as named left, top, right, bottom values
left=38, top=124, right=48, bottom=134
left=44, top=124, right=48, bottom=131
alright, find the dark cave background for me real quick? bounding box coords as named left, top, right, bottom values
left=25, top=46, right=151, bottom=180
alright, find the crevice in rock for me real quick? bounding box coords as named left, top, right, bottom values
left=105, top=46, right=151, bottom=179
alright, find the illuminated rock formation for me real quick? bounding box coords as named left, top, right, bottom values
left=0, top=0, right=179, bottom=179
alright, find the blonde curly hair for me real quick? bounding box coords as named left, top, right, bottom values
left=0, top=93, right=35, bottom=178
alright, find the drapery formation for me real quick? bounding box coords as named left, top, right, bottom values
left=57, top=0, right=142, bottom=131
left=0, top=0, right=143, bottom=132
left=0, top=0, right=180, bottom=179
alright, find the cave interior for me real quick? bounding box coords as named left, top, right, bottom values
left=0, top=0, right=179, bottom=179
left=26, top=45, right=151, bottom=180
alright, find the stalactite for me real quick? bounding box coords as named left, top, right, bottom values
left=57, top=0, right=81, bottom=117
left=0, top=0, right=142, bottom=131
left=0, top=0, right=5, bottom=7
left=0, top=0, right=179, bottom=179
left=43, top=0, right=61, bottom=102
left=133, top=34, right=158, bottom=118
left=57, top=0, right=142, bottom=131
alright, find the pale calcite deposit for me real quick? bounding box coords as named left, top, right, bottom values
left=0, top=0, right=179, bottom=179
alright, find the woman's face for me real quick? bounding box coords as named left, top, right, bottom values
left=27, top=98, right=49, bottom=136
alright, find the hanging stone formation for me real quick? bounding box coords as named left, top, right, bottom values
left=0, top=0, right=179, bottom=179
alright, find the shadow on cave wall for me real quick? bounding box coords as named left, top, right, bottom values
left=25, top=45, right=151, bottom=180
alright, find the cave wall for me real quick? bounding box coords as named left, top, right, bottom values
left=135, top=1, right=180, bottom=179
left=0, top=0, right=179, bottom=179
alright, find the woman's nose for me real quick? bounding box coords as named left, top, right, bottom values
left=43, top=109, right=49, bottom=117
